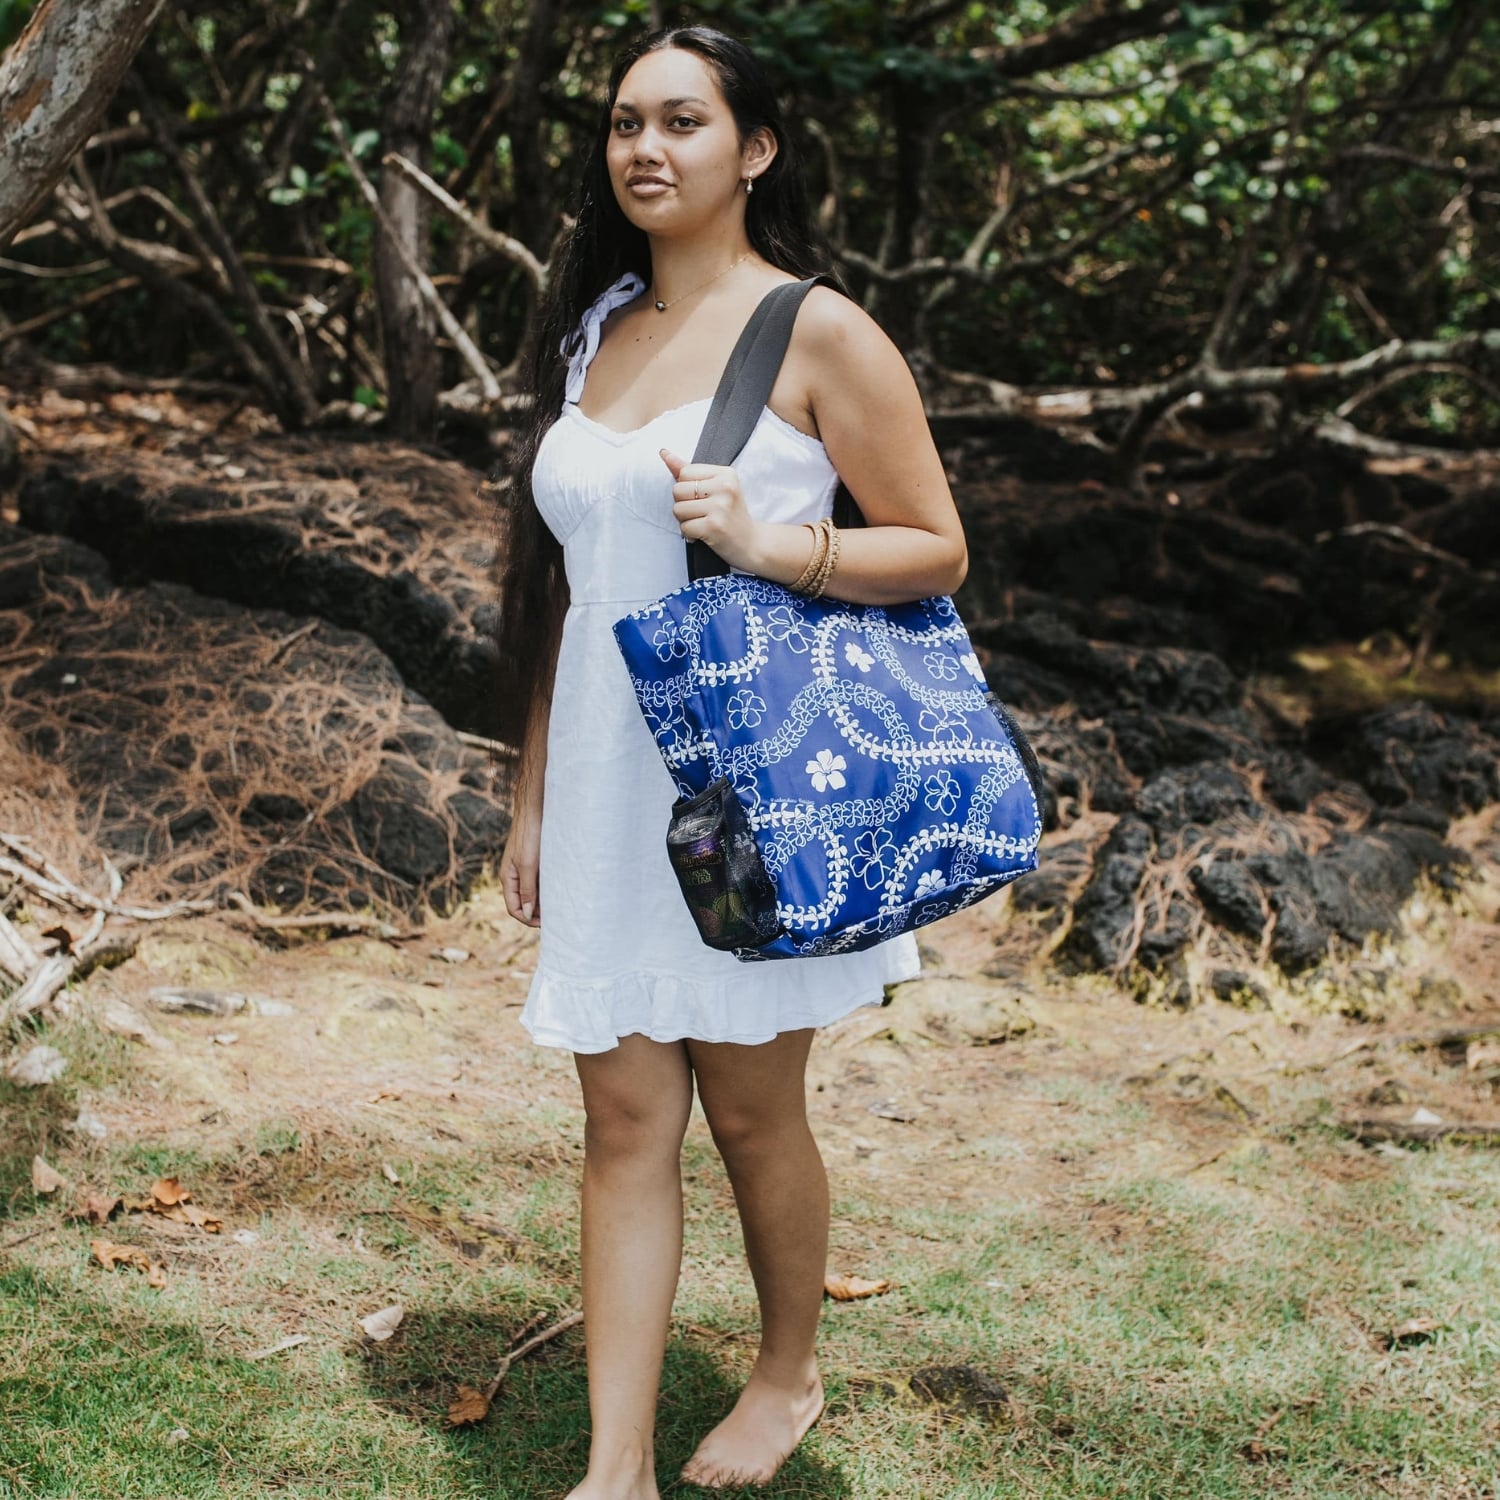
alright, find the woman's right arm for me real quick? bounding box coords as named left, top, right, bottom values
left=500, top=636, right=560, bottom=928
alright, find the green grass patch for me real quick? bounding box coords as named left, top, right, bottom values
left=2, top=1026, right=1498, bottom=1498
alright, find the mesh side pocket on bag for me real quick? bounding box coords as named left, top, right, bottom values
left=985, top=689, right=1048, bottom=812
left=665, top=775, right=783, bottom=952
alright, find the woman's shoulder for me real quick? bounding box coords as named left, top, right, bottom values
left=791, top=279, right=896, bottom=379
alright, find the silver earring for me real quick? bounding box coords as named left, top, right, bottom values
left=744, top=176, right=754, bottom=194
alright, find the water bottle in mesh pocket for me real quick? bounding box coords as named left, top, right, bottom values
left=665, top=775, right=783, bottom=951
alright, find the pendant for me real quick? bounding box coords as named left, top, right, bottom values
left=655, top=300, right=667, bottom=312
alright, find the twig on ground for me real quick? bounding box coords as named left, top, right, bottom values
left=225, top=890, right=412, bottom=939
left=481, top=1311, right=582, bottom=1402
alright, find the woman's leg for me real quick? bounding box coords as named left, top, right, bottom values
left=678, top=1028, right=827, bottom=1488
left=567, top=1034, right=694, bottom=1500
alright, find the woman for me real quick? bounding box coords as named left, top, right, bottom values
left=495, top=24, right=967, bottom=1498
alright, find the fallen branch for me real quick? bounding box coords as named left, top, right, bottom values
left=446, top=1309, right=582, bottom=1427
left=1, top=922, right=137, bottom=1030
left=0, top=836, right=212, bottom=921
left=1345, top=1119, right=1500, bottom=1148
left=225, top=890, right=411, bottom=940
left=0, top=909, right=37, bottom=986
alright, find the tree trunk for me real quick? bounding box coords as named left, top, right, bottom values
left=375, top=0, right=457, bottom=439
left=0, top=0, right=167, bottom=250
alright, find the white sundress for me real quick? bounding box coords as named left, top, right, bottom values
left=519, top=271, right=921, bottom=1054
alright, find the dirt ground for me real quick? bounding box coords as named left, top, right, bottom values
left=50, top=799, right=1500, bottom=1235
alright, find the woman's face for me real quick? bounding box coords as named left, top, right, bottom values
left=606, top=47, right=773, bottom=236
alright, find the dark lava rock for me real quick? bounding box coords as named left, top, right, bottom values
left=17, top=436, right=508, bottom=739
left=0, top=526, right=509, bottom=918
left=1343, top=701, right=1500, bottom=823
left=1209, top=968, right=1272, bottom=1010
left=1058, top=816, right=1155, bottom=972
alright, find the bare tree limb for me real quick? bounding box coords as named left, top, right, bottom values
left=306, top=80, right=501, bottom=403
left=130, top=74, right=321, bottom=428
left=382, top=151, right=547, bottom=295
left=54, top=170, right=287, bottom=415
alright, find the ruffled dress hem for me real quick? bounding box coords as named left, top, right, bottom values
left=520, top=943, right=922, bottom=1054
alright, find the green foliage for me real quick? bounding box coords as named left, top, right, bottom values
left=0, top=0, right=37, bottom=52
left=0, top=0, right=1494, bottom=443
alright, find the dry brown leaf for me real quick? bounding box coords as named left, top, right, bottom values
left=70, top=1193, right=123, bottom=1225
left=152, top=1200, right=222, bottom=1233
left=359, top=1303, right=404, bottom=1341
left=150, top=1177, right=190, bottom=1207
left=91, top=1238, right=153, bottom=1273
left=445, top=1384, right=492, bottom=1427
left=31, top=1156, right=65, bottom=1194
left=146, top=1260, right=169, bottom=1289
left=824, top=1273, right=894, bottom=1301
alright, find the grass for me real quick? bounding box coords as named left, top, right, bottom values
left=2, top=956, right=1499, bottom=1498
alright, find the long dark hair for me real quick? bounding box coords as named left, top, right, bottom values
left=491, top=24, right=839, bottom=753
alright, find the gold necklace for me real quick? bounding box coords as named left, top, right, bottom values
left=651, top=250, right=754, bottom=312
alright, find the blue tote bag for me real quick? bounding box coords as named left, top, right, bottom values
left=612, top=276, right=1045, bottom=960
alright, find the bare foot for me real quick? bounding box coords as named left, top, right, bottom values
left=564, top=1455, right=659, bottom=1500
left=679, top=1364, right=825, bottom=1489
left=563, top=1473, right=658, bottom=1500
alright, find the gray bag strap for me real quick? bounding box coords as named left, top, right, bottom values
left=687, top=273, right=860, bottom=581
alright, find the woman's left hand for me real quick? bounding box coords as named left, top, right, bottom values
left=660, top=448, right=763, bottom=572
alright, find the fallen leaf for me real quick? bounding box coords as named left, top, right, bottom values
left=1411, top=1106, right=1442, bottom=1125
left=381, top=1162, right=401, bottom=1185
left=91, top=1238, right=153, bottom=1273
left=31, top=1156, right=65, bottom=1194
left=70, top=1193, right=123, bottom=1225
left=359, top=1303, right=404, bottom=1341
left=445, top=1384, right=491, bottom=1427
left=152, top=1200, right=222, bottom=1233
left=824, top=1273, right=893, bottom=1301
left=434, top=947, right=471, bottom=964
left=151, top=1177, right=191, bottom=1207
left=146, top=1261, right=169, bottom=1289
